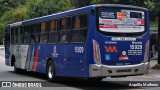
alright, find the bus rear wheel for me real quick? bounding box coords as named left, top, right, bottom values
left=47, top=60, right=56, bottom=82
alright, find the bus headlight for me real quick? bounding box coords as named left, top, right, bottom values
left=143, top=40, right=149, bottom=63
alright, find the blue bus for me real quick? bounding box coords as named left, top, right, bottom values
left=4, top=4, right=150, bottom=81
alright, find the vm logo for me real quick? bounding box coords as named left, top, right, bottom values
left=104, top=46, right=118, bottom=53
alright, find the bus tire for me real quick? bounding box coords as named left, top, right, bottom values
left=47, top=60, right=56, bottom=82
left=14, top=62, right=22, bottom=74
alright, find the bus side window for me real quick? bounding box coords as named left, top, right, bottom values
left=59, top=17, right=71, bottom=43
left=60, top=17, right=71, bottom=30
left=20, top=26, right=24, bottom=44
left=31, top=24, right=39, bottom=43
left=49, top=19, right=58, bottom=43
left=73, top=16, right=80, bottom=29
left=4, top=28, right=10, bottom=46
left=80, top=14, right=87, bottom=28
left=72, top=14, right=88, bottom=43
left=11, top=28, right=14, bottom=44
left=24, top=25, right=30, bottom=44
left=18, top=26, right=23, bottom=45
left=14, top=27, right=18, bottom=44
left=40, top=22, right=48, bottom=43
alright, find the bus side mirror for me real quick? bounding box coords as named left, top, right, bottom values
left=91, top=9, right=95, bottom=15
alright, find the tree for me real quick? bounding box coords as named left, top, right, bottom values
left=72, top=0, right=91, bottom=7
left=27, top=0, right=73, bottom=18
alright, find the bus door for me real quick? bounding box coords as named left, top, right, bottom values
left=4, top=28, right=10, bottom=65
left=14, top=26, right=28, bottom=69
left=18, top=26, right=29, bottom=70
left=12, top=27, right=21, bottom=68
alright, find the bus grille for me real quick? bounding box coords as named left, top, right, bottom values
left=116, top=69, right=131, bottom=73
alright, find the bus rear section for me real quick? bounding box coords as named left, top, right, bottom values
left=89, top=5, right=150, bottom=78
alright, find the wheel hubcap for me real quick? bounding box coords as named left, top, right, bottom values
left=48, top=64, right=53, bottom=79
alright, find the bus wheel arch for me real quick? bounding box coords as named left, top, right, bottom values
left=46, top=58, right=57, bottom=82
left=11, top=55, right=15, bottom=66
left=11, top=55, right=22, bottom=73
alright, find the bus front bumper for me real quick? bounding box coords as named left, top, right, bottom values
left=89, top=62, right=149, bottom=77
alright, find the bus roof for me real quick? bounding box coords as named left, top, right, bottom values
left=6, top=4, right=147, bottom=28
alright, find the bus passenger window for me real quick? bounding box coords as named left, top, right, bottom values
left=14, top=27, right=18, bottom=44
left=72, top=30, right=86, bottom=43
left=59, top=17, right=71, bottom=43
left=60, top=17, right=71, bottom=30
left=50, top=20, right=58, bottom=31
left=31, top=23, right=40, bottom=43
left=72, top=14, right=88, bottom=43
left=24, top=25, right=30, bottom=44
left=20, top=26, right=24, bottom=44
left=73, top=16, right=80, bottom=29
left=31, top=24, right=39, bottom=43
left=17, top=27, right=22, bottom=44
left=40, top=22, right=48, bottom=43
left=4, top=29, right=10, bottom=46
left=11, top=28, right=14, bottom=44
left=49, top=20, right=58, bottom=43
left=24, top=31, right=28, bottom=44
left=31, top=34, right=35, bottom=43
left=49, top=32, right=58, bottom=43
left=60, top=31, right=71, bottom=43
left=80, top=14, right=87, bottom=28
left=17, top=26, right=25, bottom=44
left=41, top=22, right=46, bottom=32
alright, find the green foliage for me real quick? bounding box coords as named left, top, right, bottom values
left=1, top=10, right=12, bottom=24
left=25, top=0, right=74, bottom=18
left=144, top=0, right=155, bottom=22
left=72, top=0, right=90, bottom=7
left=12, top=6, right=29, bottom=22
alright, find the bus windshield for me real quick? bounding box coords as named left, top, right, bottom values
left=98, top=8, right=145, bottom=33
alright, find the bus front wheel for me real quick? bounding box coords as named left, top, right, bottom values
left=47, top=60, right=56, bottom=82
